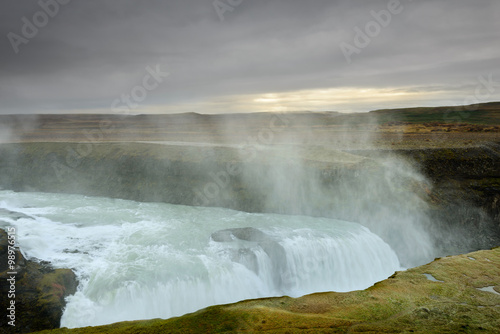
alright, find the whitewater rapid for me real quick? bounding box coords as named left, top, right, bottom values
left=0, top=190, right=401, bottom=328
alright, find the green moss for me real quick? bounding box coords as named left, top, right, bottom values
left=38, top=269, right=78, bottom=306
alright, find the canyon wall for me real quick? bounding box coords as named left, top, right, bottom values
left=0, top=142, right=498, bottom=263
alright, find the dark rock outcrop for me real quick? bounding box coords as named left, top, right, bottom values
left=211, top=227, right=288, bottom=289
left=211, top=227, right=270, bottom=243
left=0, top=229, right=78, bottom=333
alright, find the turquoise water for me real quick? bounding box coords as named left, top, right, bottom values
left=0, top=190, right=400, bottom=328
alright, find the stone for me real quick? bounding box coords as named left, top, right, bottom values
left=0, top=229, right=78, bottom=333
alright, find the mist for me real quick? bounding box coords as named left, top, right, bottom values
left=181, top=112, right=434, bottom=267
left=0, top=111, right=494, bottom=268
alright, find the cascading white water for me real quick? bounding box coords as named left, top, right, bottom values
left=0, top=190, right=401, bottom=328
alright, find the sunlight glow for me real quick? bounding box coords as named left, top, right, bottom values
left=96, top=86, right=463, bottom=115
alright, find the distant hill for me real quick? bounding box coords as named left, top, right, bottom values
left=0, top=102, right=498, bottom=144
left=369, top=102, right=500, bottom=125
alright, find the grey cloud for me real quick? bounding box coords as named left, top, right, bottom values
left=0, top=0, right=499, bottom=114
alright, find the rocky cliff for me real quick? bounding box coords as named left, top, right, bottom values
left=0, top=229, right=78, bottom=333
left=0, top=141, right=498, bottom=262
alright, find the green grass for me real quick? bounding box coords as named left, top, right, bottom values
left=370, top=102, right=500, bottom=125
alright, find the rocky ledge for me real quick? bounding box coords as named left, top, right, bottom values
left=0, top=229, right=78, bottom=334
left=32, top=247, right=499, bottom=333
left=1, top=141, right=498, bottom=262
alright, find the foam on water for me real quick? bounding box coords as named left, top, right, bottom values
left=0, top=190, right=401, bottom=328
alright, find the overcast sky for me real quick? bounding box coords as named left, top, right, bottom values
left=1, top=0, right=499, bottom=114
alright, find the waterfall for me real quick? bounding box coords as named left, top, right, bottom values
left=0, top=190, right=401, bottom=328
